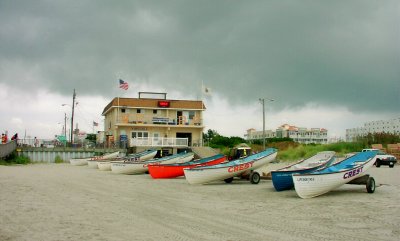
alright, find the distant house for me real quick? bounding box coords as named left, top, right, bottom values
left=276, top=124, right=328, bottom=144
left=101, top=92, right=205, bottom=152
left=245, top=124, right=328, bottom=144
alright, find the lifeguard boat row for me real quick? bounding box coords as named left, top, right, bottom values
left=69, top=148, right=379, bottom=198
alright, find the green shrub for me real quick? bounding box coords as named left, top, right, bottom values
left=2, top=153, right=31, bottom=165
left=15, top=155, right=31, bottom=164
left=54, top=155, right=64, bottom=163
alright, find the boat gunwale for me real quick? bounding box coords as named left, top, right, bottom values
left=111, top=152, right=194, bottom=165
left=184, top=149, right=277, bottom=171
left=272, top=156, right=335, bottom=174
left=150, top=154, right=225, bottom=167
left=292, top=154, right=376, bottom=177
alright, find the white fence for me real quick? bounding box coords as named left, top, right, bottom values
left=18, top=149, right=126, bottom=163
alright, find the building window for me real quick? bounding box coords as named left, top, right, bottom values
left=137, top=109, right=141, bottom=114
left=131, top=131, right=149, bottom=138
left=121, top=108, right=126, bottom=113
left=153, top=110, right=157, bottom=114
left=189, top=111, right=195, bottom=120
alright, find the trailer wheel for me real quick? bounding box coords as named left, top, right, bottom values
left=389, top=162, right=394, bottom=168
left=375, top=160, right=381, bottom=168
left=366, top=177, right=375, bottom=193
left=250, top=172, right=261, bottom=184
left=224, top=177, right=234, bottom=183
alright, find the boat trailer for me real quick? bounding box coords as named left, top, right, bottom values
left=348, top=174, right=376, bottom=193
left=224, top=170, right=261, bottom=184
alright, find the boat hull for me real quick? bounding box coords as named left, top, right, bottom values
left=272, top=167, right=321, bottom=191
left=87, top=152, right=120, bottom=169
left=70, top=158, right=89, bottom=166
left=271, top=151, right=335, bottom=191
left=184, top=149, right=277, bottom=184
left=70, top=151, right=120, bottom=167
left=111, top=162, right=147, bottom=174
left=87, top=160, right=99, bottom=168
left=139, top=151, right=157, bottom=161
left=149, top=155, right=226, bottom=179
left=111, top=152, right=194, bottom=175
left=293, top=152, right=376, bottom=198
left=97, top=161, right=112, bottom=171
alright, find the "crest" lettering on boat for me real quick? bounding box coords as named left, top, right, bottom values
left=227, top=161, right=254, bottom=173
left=343, top=166, right=363, bottom=179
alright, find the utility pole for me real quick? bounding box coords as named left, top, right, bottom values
left=259, top=98, right=274, bottom=150
left=71, top=89, right=76, bottom=145
left=260, top=98, right=266, bottom=150
left=64, top=113, right=67, bottom=138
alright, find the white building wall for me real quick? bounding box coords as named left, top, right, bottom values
left=246, top=126, right=328, bottom=144
left=245, top=130, right=276, bottom=140
left=346, top=117, right=400, bottom=142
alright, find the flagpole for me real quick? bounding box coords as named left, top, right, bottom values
left=201, top=80, right=204, bottom=101
left=117, top=96, right=119, bottom=125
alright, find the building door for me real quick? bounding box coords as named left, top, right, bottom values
left=153, top=132, right=161, bottom=146
left=176, top=132, right=192, bottom=146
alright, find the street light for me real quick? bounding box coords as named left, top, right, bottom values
left=60, top=113, right=67, bottom=138
left=259, top=98, right=274, bottom=150
left=62, top=90, right=76, bottom=145
left=61, top=104, right=70, bottom=141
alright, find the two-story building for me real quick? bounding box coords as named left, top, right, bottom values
left=101, top=92, right=205, bottom=153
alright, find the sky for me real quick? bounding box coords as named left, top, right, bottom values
left=0, top=0, right=399, bottom=140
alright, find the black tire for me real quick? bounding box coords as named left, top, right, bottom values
left=366, top=177, right=375, bottom=193
left=389, top=162, right=394, bottom=168
left=376, top=160, right=381, bottom=168
left=224, top=177, right=234, bottom=183
left=250, top=172, right=261, bottom=184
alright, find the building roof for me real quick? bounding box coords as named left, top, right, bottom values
left=102, top=97, right=206, bottom=115
left=279, top=124, right=298, bottom=131
left=278, top=124, right=327, bottom=132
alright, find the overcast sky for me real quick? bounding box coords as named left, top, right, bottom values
left=1, top=0, right=399, bottom=140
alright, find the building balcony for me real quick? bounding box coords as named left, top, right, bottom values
left=116, top=116, right=203, bottom=128
left=130, top=137, right=188, bottom=147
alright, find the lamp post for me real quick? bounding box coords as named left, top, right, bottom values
left=259, top=98, right=274, bottom=150
left=61, top=105, right=69, bottom=138
left=62, top=90, right=76, bottom=145
left=63, top=113, right=67, bottom=138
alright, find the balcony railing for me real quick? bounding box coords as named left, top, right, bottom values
left=130, top=137, right=189, bottom=147
left=116, top=115, right=203, bottom=127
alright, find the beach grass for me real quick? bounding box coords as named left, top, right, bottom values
left=276, top=142, right=366, bottom=161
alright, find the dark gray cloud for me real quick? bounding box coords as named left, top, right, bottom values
left=1, top=0, right=399, bottom=111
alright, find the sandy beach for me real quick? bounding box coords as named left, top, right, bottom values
left=1, top=163, right=399, bottom=241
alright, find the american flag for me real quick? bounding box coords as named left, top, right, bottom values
left=119, top=79, right=129, bottom=90
left=93, top=121, right=98, bottom=127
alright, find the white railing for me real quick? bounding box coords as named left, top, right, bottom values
left=130, top=137, right=188, bottom=147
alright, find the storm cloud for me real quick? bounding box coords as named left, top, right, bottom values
left=0, top=0, right=399, bottom=138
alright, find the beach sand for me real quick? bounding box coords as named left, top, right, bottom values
left=1, top=163, right=399, bottom=241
